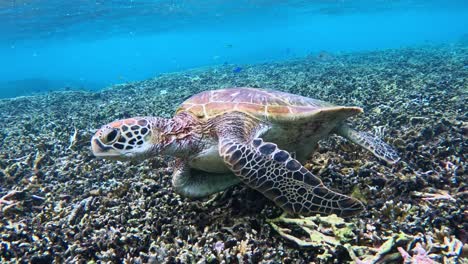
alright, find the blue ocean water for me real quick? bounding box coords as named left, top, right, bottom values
left=0, top=0, right=467, bottom=98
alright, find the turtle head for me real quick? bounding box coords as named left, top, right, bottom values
left=91, top=117, right=164, bottom=161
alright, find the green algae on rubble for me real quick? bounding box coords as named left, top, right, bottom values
left=267, top=213, right=356, bottom=259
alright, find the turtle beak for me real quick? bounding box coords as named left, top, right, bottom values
left=91, top=138, right=109, bottom=157
left=91, top=137, right=123, bottom=159
left=91, top=136, right=149, bottom=161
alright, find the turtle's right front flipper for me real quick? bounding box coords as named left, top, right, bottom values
left=219, top=137, right=364, bottom=217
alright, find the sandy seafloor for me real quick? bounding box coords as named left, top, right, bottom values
left=0, top=45, right=466, bottom=263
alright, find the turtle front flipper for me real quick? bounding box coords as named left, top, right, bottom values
left=172, top=160, right=241, bottom=199
left=218, top=137, right=364, bottom=217
left=336, top=125, right=400, bottom=164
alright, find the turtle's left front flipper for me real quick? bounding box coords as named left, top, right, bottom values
left=218, top=136, right=364, bottom=217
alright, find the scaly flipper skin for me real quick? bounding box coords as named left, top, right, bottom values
left=337, top=125, right=400, bottom=164
left=214, top=113, right=364, bottom=217
left=219, top=137, right=364, bottom=217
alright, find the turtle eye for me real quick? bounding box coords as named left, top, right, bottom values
left=102, top=128, right=120, bottom=144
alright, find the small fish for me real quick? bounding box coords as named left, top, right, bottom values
left=233, top=67, right=242, bottom=73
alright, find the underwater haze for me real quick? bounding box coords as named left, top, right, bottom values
left=0, top=0, right=467, bottom=98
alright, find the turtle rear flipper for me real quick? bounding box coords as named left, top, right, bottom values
left=336, top=125, right=400, bottom=164
left=219, top=136, right=364, bottom=217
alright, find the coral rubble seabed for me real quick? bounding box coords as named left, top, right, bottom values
left=0, top=45, right=467, bottom=263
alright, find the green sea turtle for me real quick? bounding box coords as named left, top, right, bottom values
left=91, top=87, right=399, bottom=217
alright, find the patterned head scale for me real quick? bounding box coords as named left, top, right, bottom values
left=91, top=117, right=156, bottom=160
